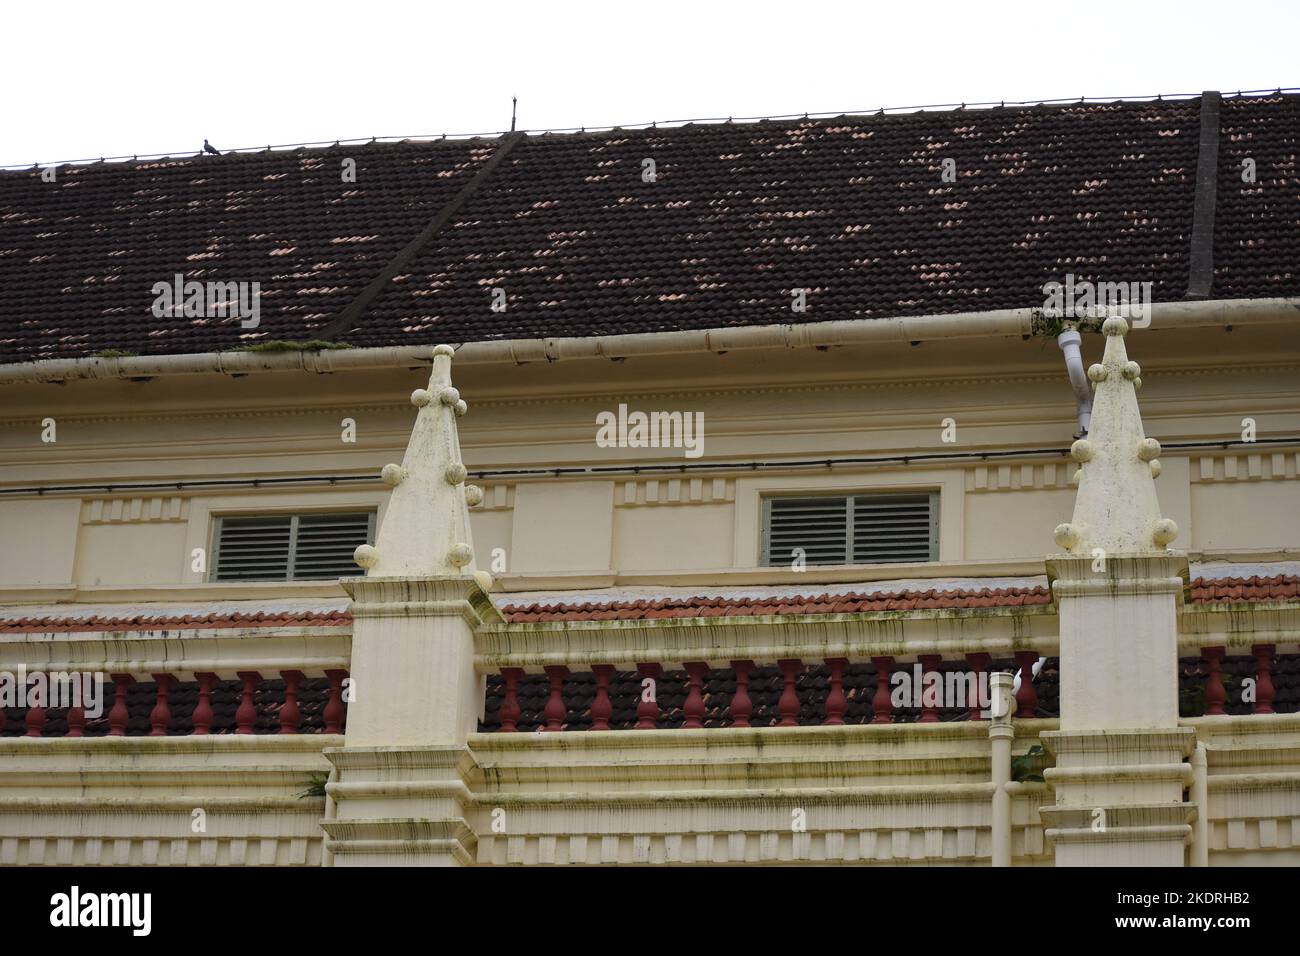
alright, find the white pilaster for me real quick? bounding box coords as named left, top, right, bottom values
left=323, top=345, right=494, bottom=866
left=1041, top=317, right=1196, bottom=867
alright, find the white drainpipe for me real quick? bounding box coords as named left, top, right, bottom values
left=1056, top=328, right=1092, bottom=437
left=989, top=671, right=1015, bottom=867
left=1191, top=741, right=1210, bottom=866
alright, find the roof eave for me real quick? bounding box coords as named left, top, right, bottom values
left=3, top=297, right=1298, bottom=386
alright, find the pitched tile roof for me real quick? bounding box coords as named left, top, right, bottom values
left=3, top=94, right=1298, bottom=363
left=0, top=141, right=493, bottom=361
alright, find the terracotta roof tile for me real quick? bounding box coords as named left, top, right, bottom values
left=500, top=586, right=1056, bottom=622
left=0, top=609, right=350, bottom=633
left=0, top=575, right=1293, bottom=632
left=499, top=576, right=1300, bottom=622
left=1188, top=574, right=1300, bottom=604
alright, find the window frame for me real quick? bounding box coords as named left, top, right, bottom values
left=759, top=490, right=940, bottom=567
left=209, top=509, right=377, bottom=583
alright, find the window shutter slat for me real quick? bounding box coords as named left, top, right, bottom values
left=213, top=512, right=373, bottom=582
left=851, top=493, right=936, bottom=564
left=764, top=493, right=936, bottom=567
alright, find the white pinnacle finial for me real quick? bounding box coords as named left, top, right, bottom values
left=1052, top=317, right=1179, bottom=556
left=353, top=344, right=482, bottom=579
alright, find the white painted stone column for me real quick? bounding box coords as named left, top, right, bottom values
left=1038, top=317, right=1196, bottom=867
left=321, top=345, right=496, bottom=866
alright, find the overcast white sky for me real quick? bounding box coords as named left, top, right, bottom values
left=2, top=0, right=1296, bottom=167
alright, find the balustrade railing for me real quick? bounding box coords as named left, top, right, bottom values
left=482, top=647, right=1298, bottom=732
left=1191, top=644, right=1286, bottom=717
left=482, top=654, right=1051, bottom=732
left=0, top=670, right=349, bottom=737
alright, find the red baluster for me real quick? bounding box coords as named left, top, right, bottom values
left=824, top=658, right=848, bottom=725
left=498, top=667, right=523, bottom=732
left=730, top=660, right=753, bottom=728
left=324, top=669, right=348, bottom=734
left=1014, top=651, right=1038, bottom=718
left=191, top=672, right=216, bottom=735
left=24, top=674, right=46, bottom=738
left=635, top=663, right=663, bottom=729
left=871, top=656, right=894, bottom=724
left=1252, top=644, right=1276, bottom=715
left=965, top=652, right=991, bottom=720
left=1202, top=646, right=1226, bottom=716
left=917, top=655, right=942, bottom=723
left=108, top=674, right=135, bottom=736
left=778, top=659, right=801, bottom=727
left=148, top=673, right=174, bottom=736
left=590, top=665, right=615, bottom=731
left=543, top=665, right=569, bottom=732
left=66, top=703, right=85, bottom=738
left=236, top=671, right=262, bottom=734
left=279, top=670, right=303, bottom=734
left=683, top=662, right=709, bottom=729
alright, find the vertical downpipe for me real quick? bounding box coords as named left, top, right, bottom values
left=321, top=765, right=339, bottom=867
left=989, top=672, right=1015, bottom=867
left=1056, top=328, right=1093, bottom=437
left=1191, top=742, right=1210, bottom=867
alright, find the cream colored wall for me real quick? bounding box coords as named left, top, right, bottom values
left=0, top=499, right=79, bottom=586
left=0, top=736, right=335, bottom=866
left=4, top=710, right=1290, bottom=866
left=467, top=722, right=1054, bottom=866
left=0, top=324, right=1296, bottom=598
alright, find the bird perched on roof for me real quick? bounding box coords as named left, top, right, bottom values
left=203, top=139, right=220, bottom=156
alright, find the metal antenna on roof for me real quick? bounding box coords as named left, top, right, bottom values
left=511, top=96, right=518, bottom=132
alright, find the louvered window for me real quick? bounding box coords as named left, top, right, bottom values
left=211, top=512, right=376, bottom=582
left=761, top=493, right=938, bottom=567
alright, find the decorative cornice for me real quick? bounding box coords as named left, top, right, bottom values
left=83, top=496, right=189, bottom=524
left=1191, top=450, right=1300, bottom=482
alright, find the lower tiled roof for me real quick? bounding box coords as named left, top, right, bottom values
left=500, top=586, right=1054, bottom=622
left=0, top=575, right=1295, bottom=631
left=501, top=576, right=1300, bottom=623
left=0, top=609, right=350, bottom=633
left=1187, top=575, right=1300, bottom=604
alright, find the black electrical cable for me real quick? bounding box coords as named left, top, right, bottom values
left=1, top=438, right=1295, bottom=497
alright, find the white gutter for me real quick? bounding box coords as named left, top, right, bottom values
left=2, top=297, right=1296, bottom=385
